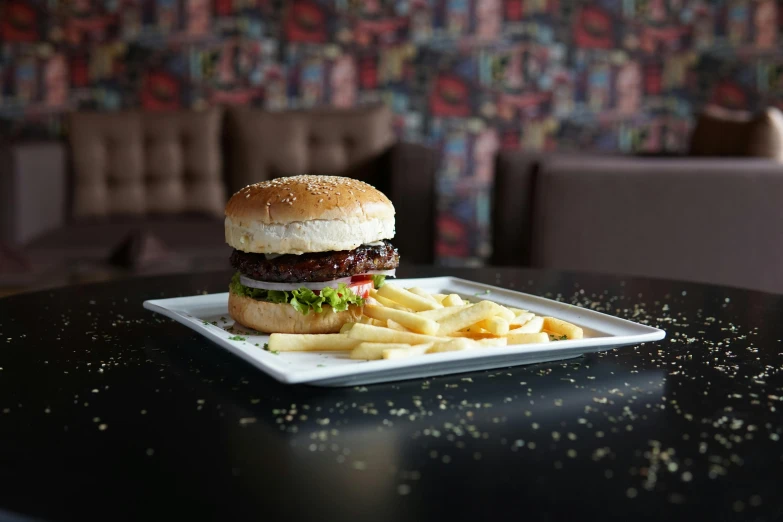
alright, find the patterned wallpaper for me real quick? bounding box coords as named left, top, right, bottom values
left=1, top=0, right=781, bottom=262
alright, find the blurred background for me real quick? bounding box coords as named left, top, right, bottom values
left=1, top=0, right=782, bottom=296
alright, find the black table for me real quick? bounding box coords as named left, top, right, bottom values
left=1, top=266, right=782, bottom=522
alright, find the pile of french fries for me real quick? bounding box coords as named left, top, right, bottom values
left=267, top=284, right=583, bottom=361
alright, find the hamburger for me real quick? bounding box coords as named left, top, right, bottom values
left=225, top=175, right=399, bottom=334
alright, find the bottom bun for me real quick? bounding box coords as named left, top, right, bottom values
left=228, top=291, right=362, bottom=334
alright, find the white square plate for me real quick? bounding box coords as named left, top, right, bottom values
left=143, top=277, right=665, bottom=387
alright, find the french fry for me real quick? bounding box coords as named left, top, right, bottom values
left=346, top=323, right=443, bottom=345
left=435, top=335, right=510, bottom=345
left=476, top=337, right=508, bottom=347
left=416, top=305, right=470, bottom=320
left=506, top=332, right=550, bottom=345
left=472, top=316, right=509, bottom=336
left=351, top=342, right=414, bottom=361
left=510, top=312, right=535, bottom=325
left=459, top=325, right=490, bottom=334
left=543, top=317, right=584, bottom=339
left=514, top=316, right=544, bottom=333
left=448, top=331, right=499, bottom=340
left=441, top=294, right=464, bottom=307
left=359, top=316, right=386, bottom=327
left=407, top=287, right=441, bottom=305
left=494, top=305, right=516, bottom=322
left=369, top=289, right=411, bottom=311
left=382, top=343, right=434, bottom=360
left=507, top=307, right=529, bottom=315
left=268, top=333, right=361, bottom=352
left=431, top=294, right=448, bottom=304
left=377, top=285, right=443, bottom=311
left=339, top=323, right=355, bottom=334
left=363, top=304, right=440, bottom=335
left=386, top=319, right=411, bottom=332
left=436, top=301, right=500, bottom=335
left=429, top=338, right=478, bottom=353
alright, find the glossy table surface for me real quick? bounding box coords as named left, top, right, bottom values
left=0, top=266, right=781, bottom=522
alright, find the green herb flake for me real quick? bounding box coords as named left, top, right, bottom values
left=560, top=335, right=568, bottom=341
left=317, top=364, right=325, bottom=367
left=263, top=343, right=269, bottom=351
left=271, top=350, right=280, bottom=355
left=474, top=289, right=492, bottom=296
left=228, top=335, right=246, bottom=341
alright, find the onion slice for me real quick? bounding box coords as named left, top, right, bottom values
left=239, top=269, right=396, bottom=292
left=362, top=269, right=397, bottom=277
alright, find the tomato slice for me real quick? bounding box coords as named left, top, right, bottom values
left=348, top=280, right=374, bottom=299
left=351, top=274, right=374, bottom=283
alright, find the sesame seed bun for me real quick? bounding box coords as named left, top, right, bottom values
left=228, top=291, right=362, bottom=334
left=225, top=175, right=396, bottom=254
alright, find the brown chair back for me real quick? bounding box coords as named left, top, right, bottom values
left=224, top=105, right=396, bottom=194
left=68, top=108, right=226, bottom=219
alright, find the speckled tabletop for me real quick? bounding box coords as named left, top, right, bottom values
left=0, top=266, right=781, bottom=522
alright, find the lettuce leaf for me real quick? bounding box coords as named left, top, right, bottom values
left=230, top=273, right=363, bottom=316
left=321, top=284, right=364, bottom=312
left=290, top=287, right=326, bottom=315
left=371, top=274, right=386, bottom=288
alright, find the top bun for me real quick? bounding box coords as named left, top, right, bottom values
left=225, top=175, right=395, bottom=254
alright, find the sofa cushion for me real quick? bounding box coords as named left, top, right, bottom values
left=25, top=217, right=229, bottom=261
left=0, top=245, right=30, bottom=274
left=225, top=105, right=396, bottom=193
left=68, top=108, right=226, bottom=219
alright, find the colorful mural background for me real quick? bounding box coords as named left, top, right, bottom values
left=1, top=0, right=782, bottom=262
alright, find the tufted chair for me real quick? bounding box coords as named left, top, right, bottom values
left=0, top=109, right=227, bottom=270
left=69, top=109, right=226, bottom=219
left=224, top=105, right=438, bottom=263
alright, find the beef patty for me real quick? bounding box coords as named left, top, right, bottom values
left=231, top=241, right=400, bottom=283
